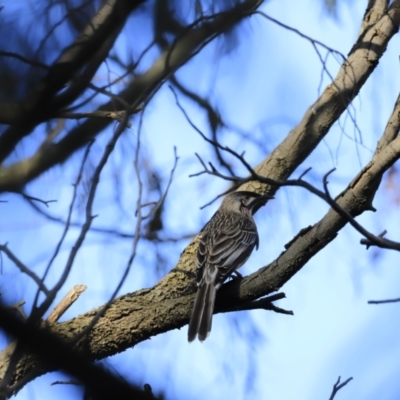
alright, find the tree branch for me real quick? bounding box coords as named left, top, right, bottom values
left=368, top=297, right=400, bottom=304
left=46, top=285, right=87, bottom=324
left=0, top=0, right=263, bottom=193
left=0, top=244, right=49, bottom=295
left=328, top=376, right=353, bottom=400
left=0, top=0, right=145, bottom=155
left=0, top=305, right=156, bottom=400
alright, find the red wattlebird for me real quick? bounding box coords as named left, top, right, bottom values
left=188, top=191, right=273, bottom=342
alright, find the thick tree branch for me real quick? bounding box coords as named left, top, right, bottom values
left=0, top=0, right=145, bottom=157
left=0, top=306, right=156, bottom=400
left=359, top=0, right=388, bottom=36
left=245, top=0, right=400, bottom=194
left=0, top=0, right=263, bottom=193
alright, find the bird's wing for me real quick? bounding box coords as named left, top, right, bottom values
left=197, top=216, right=258, bottom=287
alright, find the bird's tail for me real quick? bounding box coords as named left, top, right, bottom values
left=188, top=281, right=217, bottom=342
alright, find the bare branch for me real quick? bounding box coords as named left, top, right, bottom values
left=328, top=376, right=353, bottom=400
left=322, top=172, right=400, bottom=251
left=230, top=293, right=294, bottom=315
left=368, top=297, right=400, bottom=304
left=47, top=285, right=87, bottom=324
left=0, top=51, right=49, bottom=70
left=6, top=301, right=27, bottom=320
left=26, top=198, right=195, bottom=242
left=72, top=104, right=148, bottom=343
left=0, top=0, right=264, bottom=192
left=140, top=146, right=179, bottom=220
left=51, top=380, right=82, bottom=386
left=59, top=108, right=142, bottom=124
left=0, top=0, right=144, bottom=138
left=31, top=141, right=93, bottom=314
left=170, top=75, right=235, bottom=176
left=0, top=244, right=49, bottom=295
left=256, top=12, right=346, bottom=61
left=19, top=193, right=56, bottom=208
left=32, top=112, right=130, bottom=322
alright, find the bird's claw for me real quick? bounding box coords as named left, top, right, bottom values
left=230, top=271, right=243, bottom=280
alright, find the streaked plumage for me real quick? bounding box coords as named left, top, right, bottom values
left=188, top=191, right=272, bottom=342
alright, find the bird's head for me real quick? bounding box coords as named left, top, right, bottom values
left=220, top=191, right=273, bottom=216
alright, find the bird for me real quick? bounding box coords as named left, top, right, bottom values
left=187, top=190, right=273, bottom=342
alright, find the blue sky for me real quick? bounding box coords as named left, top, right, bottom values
left=1, top=0, right=400, bottom=399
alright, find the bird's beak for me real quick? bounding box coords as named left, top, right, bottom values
left=255, top=193, right=274, bottom=203
left=250, top=193, right=274, bottom=213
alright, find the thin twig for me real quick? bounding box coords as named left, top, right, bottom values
left=328, top=376, right=353, bottom=400
left=71, top=107, right=147, bottom=344
left=255, top=12, right=345, bottom=60
left=88, top=83, right=131, bottom=109
left=20, top=193, right=56, bottom=207
left=170, top=75, right=235, bottom=176
left=322, top=171, right=400, bottom=251
left=6, top=301, right=27, bottom=319
left=227, top=293, right=294, bottom=315
left=59, top=107, right=142, bottom=124
left=368, top=297, right=400, bottom=304
left=360, top=230, right=387, bottom=249
left=0, top=51, right=50, bottom=69
left=171, top=85, right=328, bottom=202
left=31, top=141, right=93, bottom=315
left=32, top=112, right=130, bottom=322
left=257, top=11, right=365, bottom=145
left=25, top=198, right=195, bottom=241
left=65, top=40, right=155, bottom=112
left=140, top=147, right=179, bottom=220
left=51, top=380, right=82, bottom=386
left=0, top=244, right=49, bottom=295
